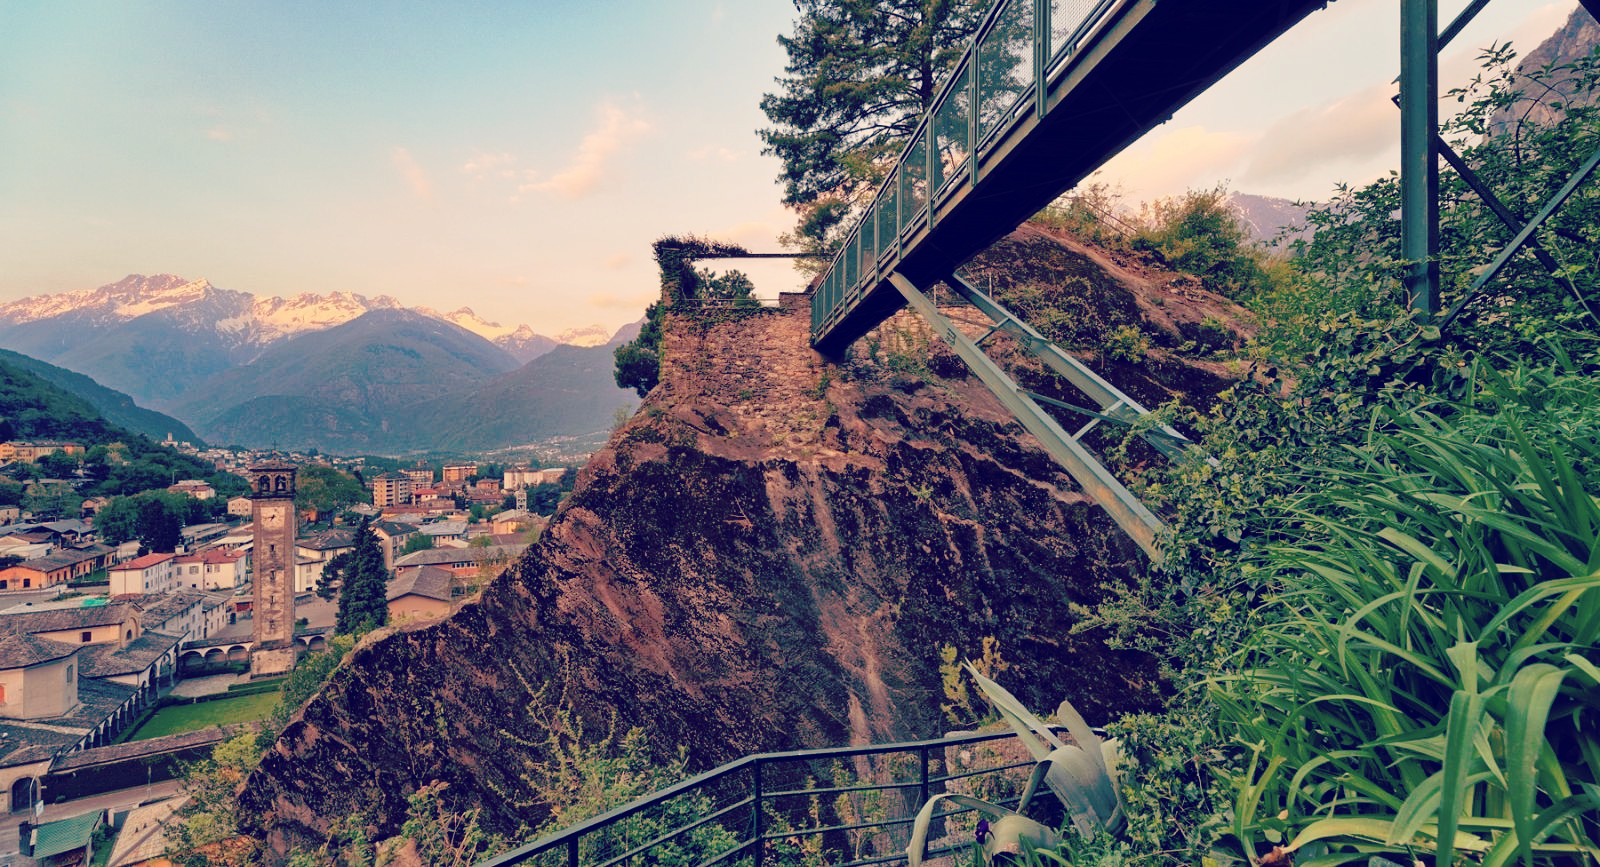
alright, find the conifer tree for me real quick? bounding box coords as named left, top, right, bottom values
left=335, top=518, right=389, bottom=634
left=760, top=0, right=985, bottom=262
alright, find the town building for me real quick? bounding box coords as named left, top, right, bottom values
left=173, top=548, right=249, bottom=590
left=386, top=565, right=455, bottom=622
left=441, top=463, right=476, bottom=483
left=108, top=553, right=177, bottom=597
left=369, top=473, right=413, bottom=508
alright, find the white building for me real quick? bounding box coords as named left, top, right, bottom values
left=107, top=553, right=177, bottom=596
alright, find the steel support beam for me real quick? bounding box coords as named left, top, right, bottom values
left=945, top=273, right=1196, bottom=461
left=1440, top=141, right=1600, bottom=328
left=1401, top=0, right=1440, bottom=316
left=889, top=272, right=1165, bottom=562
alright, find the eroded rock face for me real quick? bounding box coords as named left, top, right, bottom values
left=240, top=229, right=1244, bottom=859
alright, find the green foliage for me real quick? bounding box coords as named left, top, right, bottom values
left=295, top=464, right=369, bottom=516
left=96, top=489, right=213, bottom=549
left=336, top=518, right=389, bottom=635
left=1130, top=187, right=1278, bottom=299
left=1209, top=361, right=1600, bottom=867
left=613, top=300, right=665, bottom=398
left=760, top=0, right=984, bottom=261
left=400, top=533, right=434, bottom=555
left=1102, top=325, right=1150, bottom=364
left=126, top=693, right=278, bottom=740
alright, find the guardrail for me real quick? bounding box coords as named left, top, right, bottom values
left=811, top=0, right=1124, bottom=341
left=478, top=726, right=1066, bottom=867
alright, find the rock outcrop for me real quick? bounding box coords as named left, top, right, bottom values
left=239, top=225, right=1251, bottom=859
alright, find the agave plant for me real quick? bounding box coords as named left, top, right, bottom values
left=906, top=664, right=1124, bottom=865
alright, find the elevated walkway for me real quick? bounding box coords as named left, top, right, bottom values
left=811, top=0, right=1328, bottom=355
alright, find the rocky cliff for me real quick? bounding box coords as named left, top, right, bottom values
left=238, top=225, right=1250, bottom=858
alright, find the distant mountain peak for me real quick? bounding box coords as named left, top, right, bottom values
left=555, top=324, right=613, bottom=348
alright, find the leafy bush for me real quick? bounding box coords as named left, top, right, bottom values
left=1130, top=188, right=1278, bottom=299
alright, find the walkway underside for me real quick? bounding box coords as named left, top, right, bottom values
left=813, top=0, right=1330, bottom=356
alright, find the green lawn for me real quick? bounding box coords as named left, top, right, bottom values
left=128, top=692, right=279, bottom=740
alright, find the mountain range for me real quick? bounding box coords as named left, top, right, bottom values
left=0, top=274, right=638, bottom=454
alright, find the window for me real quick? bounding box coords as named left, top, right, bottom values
left=22, top=579, right=29, bottom=588
left=0, top=580, right=7, bottom=590
left=81, top=631, right=91, bottom=642
left=125, top=629, right=132, bottom=640
left=65, top=664, right=73, bottom=682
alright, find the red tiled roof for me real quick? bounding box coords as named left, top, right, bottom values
left=114, top=553, right=176, bottom=571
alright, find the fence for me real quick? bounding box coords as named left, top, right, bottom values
left=479, top=726, right=1067, bottom=867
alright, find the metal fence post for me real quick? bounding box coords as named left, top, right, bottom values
left=919, top=744, right=931, bottom=805
left=752, top=761, right=766, bottom=866
left=566, top=838, right=577, bottom=867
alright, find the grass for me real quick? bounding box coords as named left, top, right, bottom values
left=127, top=692, right=279, bottom=741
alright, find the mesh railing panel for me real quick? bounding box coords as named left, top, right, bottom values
left=977, top=0, right=1035, bottom=145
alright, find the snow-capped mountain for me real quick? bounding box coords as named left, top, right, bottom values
left=0, top=273, right=606, bottom=408
left=0, top=274, right=412, bottom=347
left=554, top=324, right=615, bottom=348
left=417, top=307, right=558, bottom=362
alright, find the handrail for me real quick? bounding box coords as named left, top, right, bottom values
left=811, top=0, right=1130, bottom=344
left=476, top=726, right=1067, bottom=866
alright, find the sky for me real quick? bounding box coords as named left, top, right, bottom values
left=0, top=0, right=1580, bottom=337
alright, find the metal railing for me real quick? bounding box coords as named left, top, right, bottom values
left=810, top=0, right=1125, bottom=341
left=478, top=727, right=1065, bottom=867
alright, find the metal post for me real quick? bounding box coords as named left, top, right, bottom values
left=1401, top=0, right=1439, bottom=315
left=751, top=761, right=766, bottom=866
left=919, top=745, right=931, bottom=804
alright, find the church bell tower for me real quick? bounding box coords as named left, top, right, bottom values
left=249, top=461, right=298, bottom=677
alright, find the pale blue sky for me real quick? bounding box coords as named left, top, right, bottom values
left=0, top=0, right=1576, bottom=335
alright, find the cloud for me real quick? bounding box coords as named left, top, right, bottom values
left=1240, top=82, right=1395, bottom=187
left=1098, top=126, right=1254, bottom=200
left=686, top=144, right=741, bottom=163
left=461, top=152, right=518, bottom=179
left=519, top=102, right=651, bottom=199
left=391, top=146, right=433, bottom=201
left=205, top=126, right=235, bottom=142
left=603, top=253, right=632, bottom=270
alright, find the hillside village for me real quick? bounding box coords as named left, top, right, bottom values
left=0, top=438, right=564, bottom=847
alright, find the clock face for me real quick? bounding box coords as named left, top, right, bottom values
left=262, top=510, right=283, bottom=530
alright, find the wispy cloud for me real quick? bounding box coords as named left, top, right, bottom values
left=1241, top=83, right=1394, bottom=188
left=205, top=126, right=235, bottom=142
left=519, top=102, right=651, bottom=199
left=391, top=146, right=433, bottom=201
left=686, top=144, right=741, bottom=163
left=1098, top=126, right=1253, bottom=200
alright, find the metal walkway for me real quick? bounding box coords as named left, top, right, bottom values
left=809, top=0, right=1330, bottom=357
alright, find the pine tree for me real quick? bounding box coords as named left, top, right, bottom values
left=760, top=0, right=984, bottom=261
left=335, top=518, right=389, bottom=634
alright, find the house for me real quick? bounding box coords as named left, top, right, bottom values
left=399, top=467, right=433, bottom=487
left=393, top=542, right=528, bottom=573
left=173, top=548, right=249, bottom=590
left=108, top=553, right=177, bottom=596
left=386, top=565, right=455, bottom=622
left=418, top=521, right=468, bottom=546
left=167, top=480, right=215, bottom=500
left=0, top=546, right=115, bottom=592
left=295, top=528, right=355, bottom=593
left=0, top=618, right=168, bottom=813
left=441, top=463, right=476, bottom=483
left=370, top=521, right=418, bottom=571
left=0, top=440, right=83, bottom=463
left=0, top=599, right=145, bottom=647
left=226, top=495, right=253, bottom=518
left=29, top=802, right=105, bottom=864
